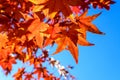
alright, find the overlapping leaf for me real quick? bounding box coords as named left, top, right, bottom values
left=52, top=10, right=103, bottom=63
left=90, top=0, right=115, bottom=10
left=0, top=0, right=115, bottom=79
left=30, top=0, right=73, bottom=18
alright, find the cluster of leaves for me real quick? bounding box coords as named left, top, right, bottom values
left=0, top=0, right=115, bottom=79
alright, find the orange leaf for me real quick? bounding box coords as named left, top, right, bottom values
left=32, top=0, right=73, bottom=18
left=77, top=10, right=104, bottom=34
left=25, top=19, right=49, bottom=40
left=53, top=36, right=68, bottom=54
left=24, top=73, right=34, bottom=80
left=78, top=35, right=94, bottom=46
left=35, top=33, right=44, bottom=48
left=54, top=35, right=79, bottom=63
left=13, top=68, right=25, bottom=80
left=0, top=33, right=8, bottom=49
left=45, top=25, right=61, bottom=39
left=29, top=0, right=47, bottom=4
left=67, top=37, right=79, bottom=63
left=43, top=38, right=53, bottom=47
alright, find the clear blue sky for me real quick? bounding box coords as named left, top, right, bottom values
left=0, top=0, right=120, bottom=80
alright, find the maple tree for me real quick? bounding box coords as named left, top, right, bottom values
left=0, top=0, right=115, bottom=80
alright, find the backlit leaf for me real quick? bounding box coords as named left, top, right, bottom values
left=67, top=37, right=78, bottom=63
left=77, top=10, right=104, bottom=34
left=32, top=0, right=73, bottom=18
left=78, top=35, right=94, bottom=46
left=0, top=33, right=8, bottom=49
left=54, top=37, right=68, bottom=54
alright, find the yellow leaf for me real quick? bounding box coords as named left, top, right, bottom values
left=29, top=0, right=47, bottom=4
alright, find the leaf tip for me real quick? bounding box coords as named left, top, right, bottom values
left=89, top=43, right=95, bottom=46
left=100, top=32, right=105, bottom=35
left=76, top=60, right=78, bottom=64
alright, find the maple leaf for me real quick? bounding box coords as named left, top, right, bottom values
left=0, top=48, right=16, bottom=75
left=67, top=37, right=79, bottom=63
left=0, top=0, right=115, bottom=79
left=71, top=0, right=90, bottom=11
left=44, top=24, right=61, bottom=39
left=19, top=18, right=49, bottom=44
left=90, top=0, right=115, bottom=10
left=76, top=10, right=104, bottom=34
left=52, top=10, right=103, bottom=63
left=53, top=29, right=79, bottom=63
left=77, top=34, right=94, bottom=46
left=13, top=68, right=25, bottom=80
left=24, top=73, right=34, bottom=80
left=54, top=36, right=68, bottom=54
left=34, top=67, right=48, bottom=79
left=31, top=0, right=73, bottom=19
left=43, top=24, right=61, bottom=47
left=25, top=19, right=42, bottom=40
